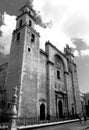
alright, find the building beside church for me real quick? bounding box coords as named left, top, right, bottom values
left=0, top=2, right=82, bottom=124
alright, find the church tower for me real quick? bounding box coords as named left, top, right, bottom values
left=64, top=45, right=82, bottom=114
left=64, top=44, right=74, bottom=63
left=5, top=1, right=40, bottom=121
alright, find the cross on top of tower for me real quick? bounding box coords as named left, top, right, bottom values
left=64, top=44, right=74, bottom=56
left=26, top=0, right=33, bottom=8
left=18, top=0, right=36, bottom=23
left=20, top=0, right=34, bottom=12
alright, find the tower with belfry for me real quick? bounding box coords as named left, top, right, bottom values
left=5, top=1, right=40, bottom=122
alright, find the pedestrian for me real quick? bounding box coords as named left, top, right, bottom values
left=84, top=114, right=87, bottom=123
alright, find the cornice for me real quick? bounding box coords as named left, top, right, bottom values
left=13, top=24, right=40, bottom=37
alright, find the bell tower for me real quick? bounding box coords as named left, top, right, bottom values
left=5, top=1, right=40, bottom=120
left=64, top=44, right=74, bottom=63
left=64, top=44, right=82, bottom=114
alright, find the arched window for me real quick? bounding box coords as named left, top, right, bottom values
left=29, top=20, right=32, bottom=26
left=40, top=104, right=45, bottom=120
left=19, top=19, right=22, bottom=27
left=31, top=33, right=35, bottom=42
left=72, top=106, right=74, bottom=116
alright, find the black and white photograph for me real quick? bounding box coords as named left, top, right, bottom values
left=0, top=0, right=89, bottom=130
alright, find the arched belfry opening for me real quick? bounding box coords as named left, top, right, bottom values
left=40, top=103, right=45, bottom=120
left=58, top=100, right=63, bottom=118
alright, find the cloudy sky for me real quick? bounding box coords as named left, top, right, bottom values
left=0, top=0, right=89, bottom=93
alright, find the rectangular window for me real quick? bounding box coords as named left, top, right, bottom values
left=29, top=20, right=32, bottom=26
left=19, top=19, right=22, bottom=27
left=57, top=70, right=60, bottom=79
left=17, top=32, right=20, bottom=41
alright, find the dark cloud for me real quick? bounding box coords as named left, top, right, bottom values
left=0, top=12, right=4, bottom=28
left=0, top=13, right=4, bottom=37
left=62, top=13, right=89, bottom=38
left=0, top=0, right=48, bottom=29
left=0, top=0, right=33, bottom=36
left=72, top=37, right=88, bottom=50
left=0, top=0, right=26, bottom=37
left=0, top=0, right=27, bottom=16
left=71, top=37, right=89, bottom=56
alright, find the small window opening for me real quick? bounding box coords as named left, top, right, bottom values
left=31, top=33, right=35, bottom=42
left=28, top=47, right=30, bottom=52
left=57, top=70, right=60, bottom=79
left=29, top=20, right=32, bottom=26
left=17, top=32, right=20, bottom=41
left=7, top=102, right=11, bottom=108
left=19, top=19, right=22, bottom=27
left=22, top=10, right=25, bottom=13
left=29, top=11, right=31, bottom=14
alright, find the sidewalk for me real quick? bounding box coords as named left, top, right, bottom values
left=0, top=119, right=89, bottom=130
left=18, top=119, right=89, bottom=130
left=70, top=125, right=89, bottom=130
left=69, top=120, right=89, bottom=130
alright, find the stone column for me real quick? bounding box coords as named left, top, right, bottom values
left=8, top=86, right=18, bottom=130
left=71, top=64, right=77, bottom=115
left=64, top=71, right=69, bottom=117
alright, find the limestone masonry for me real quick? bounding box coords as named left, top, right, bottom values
left=0, top=2, right=82, bottom=125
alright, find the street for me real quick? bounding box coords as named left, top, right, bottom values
left=31, top=120, right=89, bottom=130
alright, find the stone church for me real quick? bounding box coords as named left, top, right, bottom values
left=0, top=2, right=82, bottom=124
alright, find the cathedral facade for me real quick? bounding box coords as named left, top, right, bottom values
left=0, top=2, right=82, bottom=124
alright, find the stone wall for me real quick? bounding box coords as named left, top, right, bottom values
left=38, top=51, right=47, bottom=119
left=0, top=63, right=8, bottom=113
left=67, top=72, right=74, bottom=114
left=5, top=27, right=26, bottom=104
left=18, top=27, right=40, bottom=119
left=72, top=64, right=82, bottom=114
left=45, top=42, right=68, bottom=118
left=0, top=63, right=8, bottom=90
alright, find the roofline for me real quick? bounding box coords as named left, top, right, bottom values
left=45, top=41, right=67, bottom=59
left=40, top=49, right=48, bottom=57
left=13, top=24, right=40, bottom=37
left=16, top=12, right=36, bottom=22
left=19, top=4, right=35, bottom=13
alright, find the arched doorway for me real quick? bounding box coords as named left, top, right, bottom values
left=40, top=104, right=45, bottom=120
left=72, top=107, right=74, bottom=117
left=58, top=100, right=63, bottom=118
